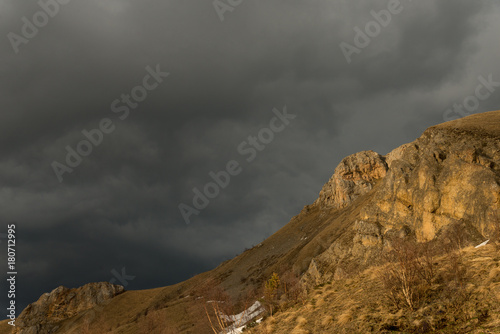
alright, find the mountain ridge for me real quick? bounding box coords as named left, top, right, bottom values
left=2, top=110, right=499, bottom=334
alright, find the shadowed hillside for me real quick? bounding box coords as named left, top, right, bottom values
left=2, top=110, right=499, bottom=334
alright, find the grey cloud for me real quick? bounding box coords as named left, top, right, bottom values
left=0, top=0, right=498, bottom=315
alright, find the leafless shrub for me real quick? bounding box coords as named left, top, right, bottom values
left=441, top=249, right=472, bottom=322
left=379, top=233, right=479, bottom=328
left=200, top=278, right=259, bottom=333
left=201, top=280, right=233, bottom=334
left=280, top=270, right=306, bottom=304
left=414, top=241, right=435, bottom=285
left=379, top=238, right=435, bottom=310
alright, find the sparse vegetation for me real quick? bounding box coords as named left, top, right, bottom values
left=201, top=279, right=233, bottom=334
left=263, top=273, right=280, bottom=316
left=245, top=242, right=500, bottom=334
left=379, top=237, right=436, bottom=310
left=199, top=278, right=261, bottom=334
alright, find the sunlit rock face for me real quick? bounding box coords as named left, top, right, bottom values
left=362, top=115, right=500, bottom=242
left=314, top=150, right=388, bottom=209
left=305, top=111, right=500, bottom=286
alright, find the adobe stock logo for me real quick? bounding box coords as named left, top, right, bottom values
left=339, top=0, right=412, bottom=64
left=443, top=74, right=499, bottom=122
left=109, top=267, right=135, bottom=287
left=51, top=64, right=169, bottom=182
left=7, top=0, right=73, bottom=54
left=213, top=0, right=243, bottom=21
left=179, top=106, right=296, bottom=224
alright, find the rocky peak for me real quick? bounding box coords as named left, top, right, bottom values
left=365, top=112, right=500, bottom=242
left=303, top=111, right=500, bottom=286
left=14, top=282, right=124, bottom=334
left=314, top=150, right=388, bottom=209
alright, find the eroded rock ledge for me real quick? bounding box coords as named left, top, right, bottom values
left=14, top=282, right=124, bottom=334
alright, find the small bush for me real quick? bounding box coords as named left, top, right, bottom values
left=380, top=237, right=433, bottom=310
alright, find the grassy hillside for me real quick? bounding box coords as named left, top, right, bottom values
left=245, top=242, right=500, bottom=334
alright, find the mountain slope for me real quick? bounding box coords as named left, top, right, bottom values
left=245, top=243, right=500, bottom=334
left=2, top=110, right=499, bottom=334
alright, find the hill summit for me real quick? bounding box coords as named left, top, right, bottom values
left=2, top=110, right=499, bottom=334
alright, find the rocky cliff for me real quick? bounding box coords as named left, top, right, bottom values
left=303, top=110, right=500, bottom=285
left=314, top=150, right=388, bottom=209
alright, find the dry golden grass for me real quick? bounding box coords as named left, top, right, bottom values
left=245, top=243, right=500, bottom=334
left=296, top=316, right=307, bottom=327
left=0, top=321, right=11, bottom=334
left=437, top=109, right=500, bottom=137
left=321, top=315, right=333, bottom=326
left=336, top=308, right=353, bottom=326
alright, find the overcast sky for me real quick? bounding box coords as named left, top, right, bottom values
left=1, top=0, right=499, bottom=314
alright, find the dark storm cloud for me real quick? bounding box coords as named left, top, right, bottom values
left=1, top=0, right=499, bottom=314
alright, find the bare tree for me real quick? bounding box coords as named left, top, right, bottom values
left=201, top=279, right=258, bottom=333
left=201, top=279, right=232, bottom=334
left=280, top=270, right=306, bottom=304
left=379, top=238, right=433, bottom=310
left=414, top=241, right=435, bottom=285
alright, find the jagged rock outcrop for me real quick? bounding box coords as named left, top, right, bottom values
left=304, top=111, right=500, bottom=286
left=13, top=282, right=124, bottom=334
left=314, top=150, right=388, bottom=209
left=362, top=113, right=500, bottom=242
